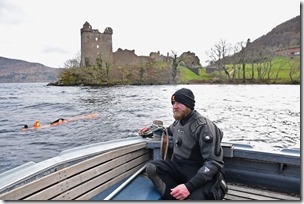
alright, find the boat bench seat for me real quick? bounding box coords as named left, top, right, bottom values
left=0, top=142, right=150, bottom=200
left=224, top=183, right=300, bottom=200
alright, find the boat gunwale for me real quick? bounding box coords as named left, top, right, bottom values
left=224, top=142, right=300, bottom=166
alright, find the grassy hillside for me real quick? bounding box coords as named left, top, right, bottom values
left=178, top=67, right=210, bottom=83
left=179, top=56, right=300, bottom=84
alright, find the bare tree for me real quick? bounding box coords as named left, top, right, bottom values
left=64, top=52, right=81, bottom=68
left=254, top=54, right=269, bottom=82
left=289, top=58, right=300, bottom=82
left=239, top=46, right=247, bottom=81
left=207, top=39, right=232, bottom=80
left=289, top=63, right=301, bottom=82
left=231, top=41, right=245, bottom=80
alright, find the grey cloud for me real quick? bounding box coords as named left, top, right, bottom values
left=42, top=45, right=68, bottom=54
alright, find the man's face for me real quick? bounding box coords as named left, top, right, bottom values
left=172, top=101, right=191, bottom=120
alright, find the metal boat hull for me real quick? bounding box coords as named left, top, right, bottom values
left=0, top=137, right=300, bottom=200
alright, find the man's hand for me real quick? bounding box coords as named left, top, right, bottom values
left=170, top=184, right=190, bottom=200
left=138, top=127, right=149, bottom=135
left=138, top=127, right=151, bottom=137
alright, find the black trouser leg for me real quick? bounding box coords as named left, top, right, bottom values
left=146, top=160, right=185, bottom=200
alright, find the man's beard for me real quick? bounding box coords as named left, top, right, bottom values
left=173, top=108, right=191, bottom=120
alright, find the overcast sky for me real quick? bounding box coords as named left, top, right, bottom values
left=0, top=0, right=301, bottom=68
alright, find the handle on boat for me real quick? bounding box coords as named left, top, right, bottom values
left=103, top=164, right=147, bottom=200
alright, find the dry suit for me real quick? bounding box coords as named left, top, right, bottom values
left=146, top=110, right=228, bottom=200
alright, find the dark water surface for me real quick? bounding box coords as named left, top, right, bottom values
left=0, top=83, right=300, bottom=174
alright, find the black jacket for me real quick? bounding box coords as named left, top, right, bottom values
left=168, top=110, right=224, bottom=192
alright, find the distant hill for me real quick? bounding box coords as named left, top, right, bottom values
left=244, top=15, right=300, bottom=56
left=0, top=57, right=65, bottom=83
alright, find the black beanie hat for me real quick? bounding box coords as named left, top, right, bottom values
left=171, top=88, right=195, bottom=110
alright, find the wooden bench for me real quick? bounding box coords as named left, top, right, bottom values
left=224, top=182, right=300, bottom=200
left=0, top=142, right=149, bottom=200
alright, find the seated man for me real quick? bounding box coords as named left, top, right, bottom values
left=142, top=88, right=228, bottom=200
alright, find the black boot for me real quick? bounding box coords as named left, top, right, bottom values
left=146, top=163, right=166, bottom=196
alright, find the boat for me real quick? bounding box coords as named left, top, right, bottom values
left=0, top=136, right=300, bottom=200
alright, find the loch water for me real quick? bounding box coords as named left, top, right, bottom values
left=0, top=83, right=300, bottom=174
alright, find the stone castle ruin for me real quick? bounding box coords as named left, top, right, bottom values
left=80, top=22, right=113, bottom=67
left=80, top=22, right=201, bottom=72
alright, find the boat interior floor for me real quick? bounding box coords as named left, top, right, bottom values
left=91, top=173, right=300, bottom=201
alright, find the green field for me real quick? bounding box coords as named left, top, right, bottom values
left=179, top=56, right=300, bottom=84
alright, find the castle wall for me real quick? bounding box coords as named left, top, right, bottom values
left=113, top=48, right=149, bottom=66
left=150, top=51, right=169, bottom=62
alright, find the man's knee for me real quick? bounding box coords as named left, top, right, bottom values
left=146, top=163, right=157, bottom=176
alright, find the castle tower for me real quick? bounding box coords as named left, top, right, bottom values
left=80, top=21, right=113, bottom=67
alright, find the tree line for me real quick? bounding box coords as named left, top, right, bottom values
left=52, top=39, right=300, bottom=86
left=205, top=39, right=300, bottom=84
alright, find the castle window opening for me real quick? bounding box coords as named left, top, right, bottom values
left=95, top=37, right=98, bottom=41
left=97, top=45, right=99, bottom=48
